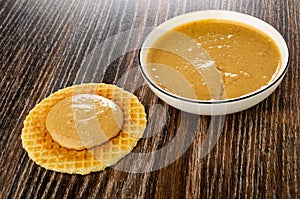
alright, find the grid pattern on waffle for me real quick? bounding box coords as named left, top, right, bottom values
left=21, top=83, right=147, bottom=175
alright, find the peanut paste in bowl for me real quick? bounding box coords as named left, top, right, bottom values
left=146, top=19, right=282, bottom=100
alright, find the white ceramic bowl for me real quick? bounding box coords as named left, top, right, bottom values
left=139, top=10, right=289, bottom=115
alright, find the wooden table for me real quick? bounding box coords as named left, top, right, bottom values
left=1, top=0, right=299, bottom=198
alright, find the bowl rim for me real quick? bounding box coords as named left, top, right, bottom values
left=139, top=10, right=289, bottom=104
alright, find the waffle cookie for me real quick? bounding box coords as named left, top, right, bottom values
left=21, top=83, right=147, bottom=175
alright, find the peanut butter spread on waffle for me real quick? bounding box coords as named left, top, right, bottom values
left=21, top=83, right=147, bottom=174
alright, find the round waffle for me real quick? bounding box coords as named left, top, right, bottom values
left=21, top=83, right=147, bottom=175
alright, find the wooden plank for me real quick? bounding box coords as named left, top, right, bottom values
left=0, top=0, right=299, bottom=198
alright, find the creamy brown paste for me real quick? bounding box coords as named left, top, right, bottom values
left=46, top=94, right=123, bottom=150
left=146, top=19, right=282, bottom=100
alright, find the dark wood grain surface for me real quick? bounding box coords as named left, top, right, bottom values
left=0, top=0, right=299, bottom=198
